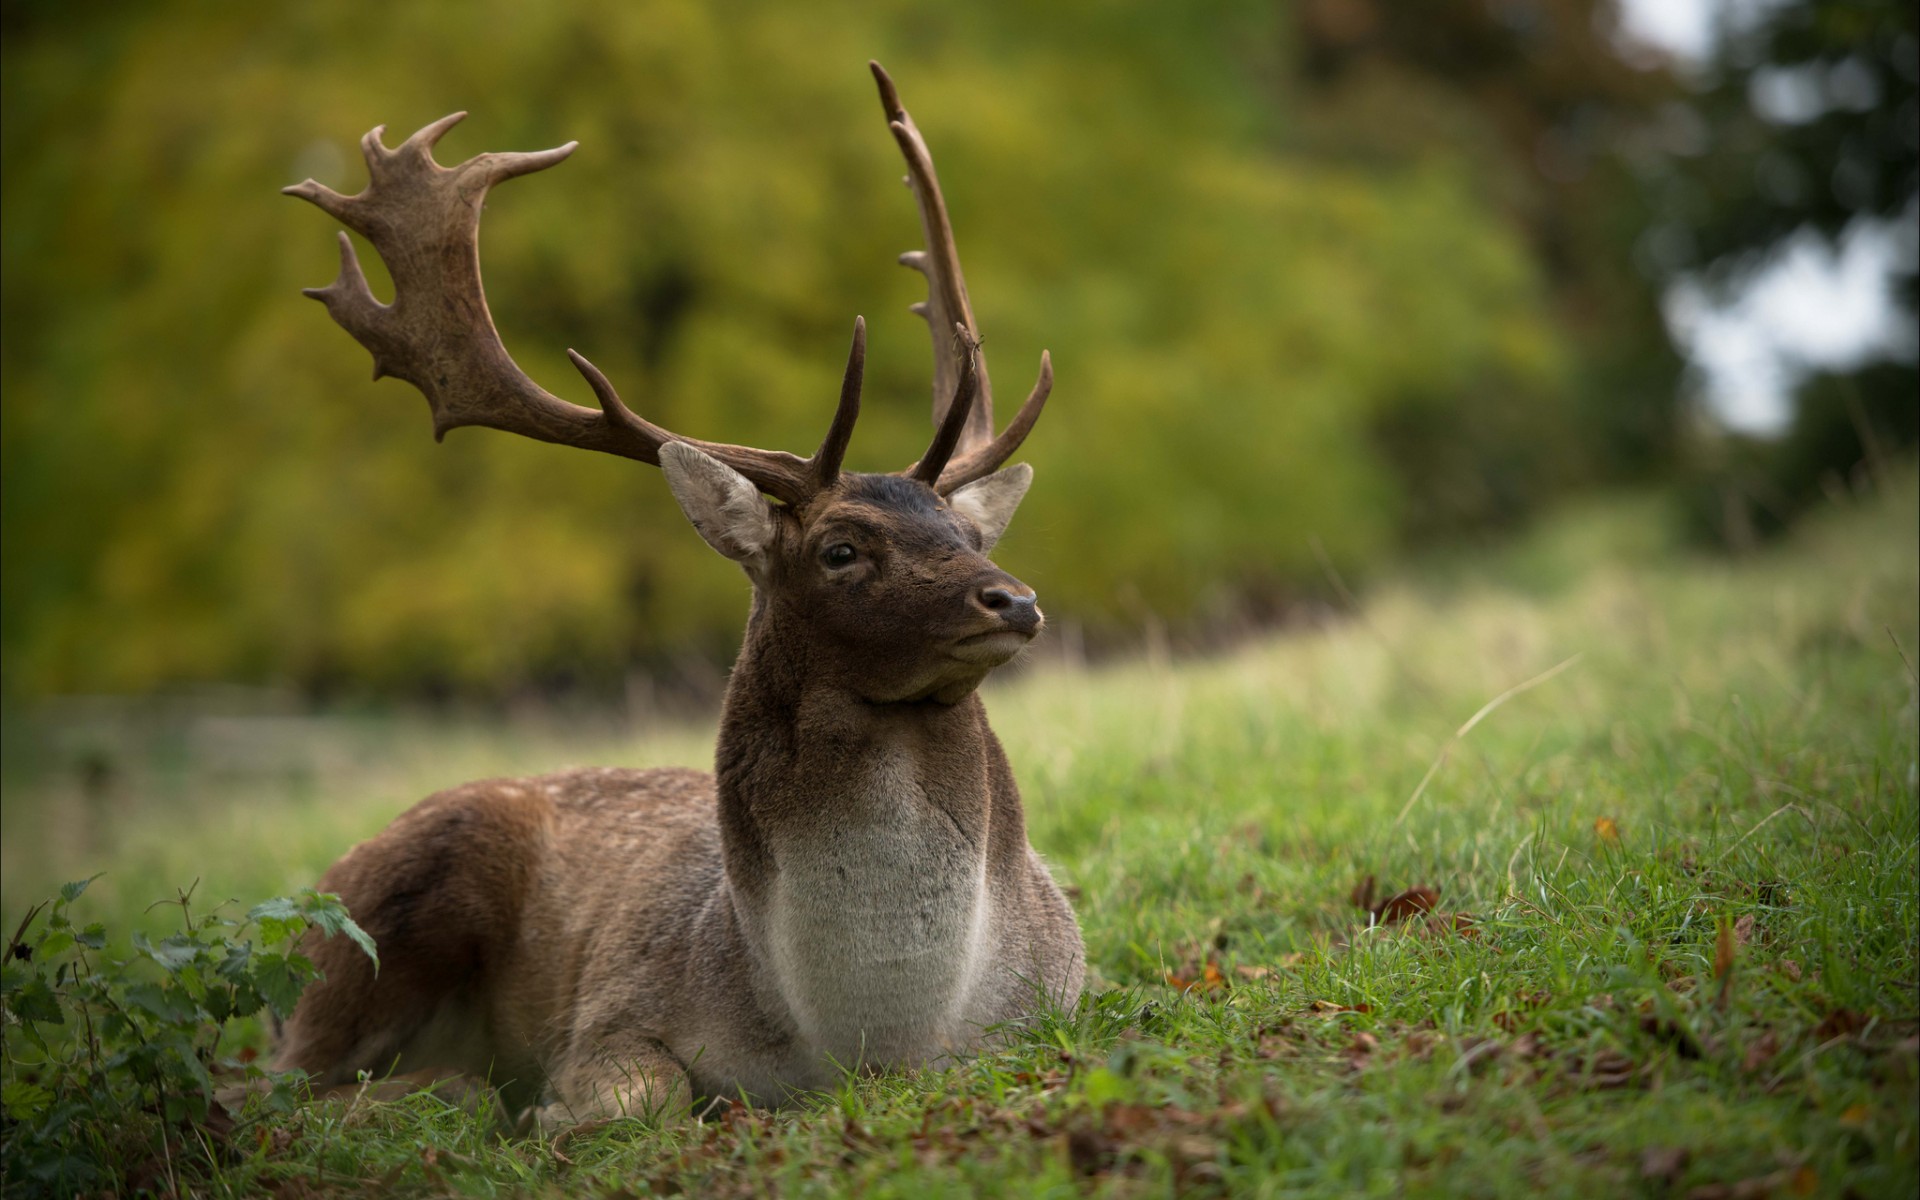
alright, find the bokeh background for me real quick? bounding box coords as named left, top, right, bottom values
left=3, top=0, right=1914, bottom=706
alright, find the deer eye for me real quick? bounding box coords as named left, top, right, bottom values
left=822, top=543, right=858, bottom=568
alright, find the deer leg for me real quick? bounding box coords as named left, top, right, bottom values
left=525, top=1032, right=690, bottom=1131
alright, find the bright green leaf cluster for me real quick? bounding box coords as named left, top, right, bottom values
left=0, top=878, right=376, bottom=1194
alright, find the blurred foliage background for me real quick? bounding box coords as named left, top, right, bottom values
left=2, top=0, right=1912, bottom=702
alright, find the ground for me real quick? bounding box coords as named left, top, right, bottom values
left=3, top=472, right=1916, bottom=1197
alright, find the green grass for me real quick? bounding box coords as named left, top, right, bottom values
left=4, top=472, right=1917, bottom=1197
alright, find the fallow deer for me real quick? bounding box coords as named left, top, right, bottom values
left=275, top=64, right=1084, bottom=1126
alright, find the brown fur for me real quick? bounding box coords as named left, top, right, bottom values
left=277, top=472, right=1085, bottom=1123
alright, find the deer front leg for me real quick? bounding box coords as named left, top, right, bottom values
left=526, top=1032, right=691, bottom=1131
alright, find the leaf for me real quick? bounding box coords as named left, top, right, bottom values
left=247, top=897, right=304, bottom=949
left=1742, top=1029, right=1780, bottom=1072
left=250, top=951, right=315, bottom=1018
left=1714, top=917, right=1736, bottom=1009
left=1594, top=816, right=1620, bottom=844
left=132, top=930, right=200, bottom=971
left=59, top=877, right=97, bottom=903
left=124, top=981, right=199, bottom=1025
left=245, top=897, right=302, bottom=924
left=332, top=913, right=379, bottom=969
left=6, top=975, right=64, bottom=1024
left=1639, top=1146, right=1689, bottom=1184
left=76, top=923, right=107, bottom=949
left=1345, top=1031, right=1379, bottom=1070
left=1376, top=887, right=1440, bottom=924
left=1572, top=1049, right=1637, bottom=1089
left=1, top=1079, right=53, bottom=1122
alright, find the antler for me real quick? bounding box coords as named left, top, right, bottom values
left=872, top=61, right=1053, bottom=494
left=284, top=113, right=864, bottom=506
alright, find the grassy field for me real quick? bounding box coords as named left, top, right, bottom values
left=3, top=472, right=1917, bottom=1197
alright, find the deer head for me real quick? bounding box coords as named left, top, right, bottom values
left=285, top=63, right=1052, bottom=703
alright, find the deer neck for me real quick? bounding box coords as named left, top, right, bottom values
left=712, top=607, right=1015, bottom=1065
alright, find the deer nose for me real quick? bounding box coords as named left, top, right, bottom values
left=977, top=584, right=1043, bottom=636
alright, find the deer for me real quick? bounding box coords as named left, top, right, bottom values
left=272, top=63, right=1084, bottom=1128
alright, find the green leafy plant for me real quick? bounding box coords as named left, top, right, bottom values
left=1, top=877, right=375, bottom=1196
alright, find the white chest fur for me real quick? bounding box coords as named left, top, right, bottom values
left=761, top=744, right=992, bottom=1070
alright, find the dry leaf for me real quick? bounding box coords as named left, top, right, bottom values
left=1574, top=1049, right=1637, bottom=1089
left=1508, top=1031, right=1547, bottom=1061
left=1233, top=964, right=1273, bottom=981
left=1308, top=999, right=1372, bottom=1015
left=1685, top=1166, right=1818, bottom=1200
left=1165, top=959, right=1228, bottom=994
left=1733, top=914, right=1756, bottom=946
left=1344, top=1032, right=1379, bottom=1070
left=1777, top=959, right=1802, bottom=983
left=1714, top=919, right=1736, bottom=980
left=1742, top=1029, right=1780, bottom=1072
left=1640, top=1146, right=1690, bottom=1184
left=1377, top=886, right=1440, bottom=924
left=1714, top=918, right=1737, bottom=1010
left=1812, top=1009, right=1867, bottom=1041
left=1594, top=816, right=1621, bottom=844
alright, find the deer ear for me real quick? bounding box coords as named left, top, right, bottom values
left=947, top=463, right=1032, bottom=552
left=659, top=442, right=777, bottom=564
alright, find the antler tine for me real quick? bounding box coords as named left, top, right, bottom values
left=871, top=61, right=994, bottom=453
left=934, top=351, right=1052, bottom=494
left=908, top=326, right=981, bottom=485
left=404, top=111, right=468, bottom=154
left=811, top=317, right=866, bottom=489
left=287, top=112, right=842, bottom=506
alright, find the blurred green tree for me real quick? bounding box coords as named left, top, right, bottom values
left=1284, top=0, right=1688, bottom=534
left=0, top=0, right=1682, bottom=698
left=1636, top=0, right=1918, bottom=542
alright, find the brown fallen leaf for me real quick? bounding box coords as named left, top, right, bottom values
left=1345, top=1031, right=1379, bottom=1071
left=1573, top=1049, right=1638, bottom=1089
left=1733, top=914, right=1756, bottom=946
left=1777, top=959, right=1803, bottom=983
left=1165, top=959, right=1228, bottom=994
left=1595, top=816, right=1621, bottom=844
left=1308, top=999, right=1372, bottom=1015
left=1742, top=1029, right=1780, bottom=1073
left=1812, top=1009, right=1867, bottom=1041
left=1715, top=918, right=1737, bottom=1011
left=1684, top=1166, right=1817, bottom=1199
left=1233, top=964, right=1273, bottom=981
left=1377, top=886, right=1440, bottom=924
left=1640, top=1145, right=1690, bottom=1185
left=1714, top=919, right=1736, bottom=977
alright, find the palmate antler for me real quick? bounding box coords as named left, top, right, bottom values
left=286, top=66, right=1043, bottom=501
